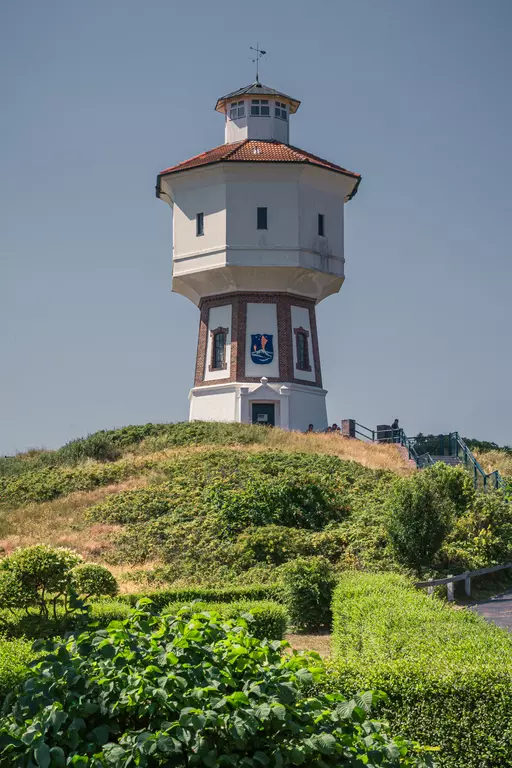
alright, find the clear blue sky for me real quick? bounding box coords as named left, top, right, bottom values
left=2, top=0, right=511, bottom=454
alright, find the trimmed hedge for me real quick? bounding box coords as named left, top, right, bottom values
left=0, top=600, right=132, bottom=639
left=163, top=600, right=288, bottom=640
left=117, top=584, right=284, bottom=611
left=327, top=571, right=512, bottom=768
left=0, top=638, right=36, bottom=701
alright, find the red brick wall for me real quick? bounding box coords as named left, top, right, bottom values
left=194, top=292, right=323, bottom=388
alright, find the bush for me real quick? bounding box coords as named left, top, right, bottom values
left=86, top=487, right=176, bottom=524
left=117, top=583, right=284, bottom=611
left=0, top=599, right=131, bottom=640
left=0, top=545, right=83, bottom=617
left=207, top=474, right=348, bottom=533
left=329, top=571, right=512, bottom=768
left=281, top=556, right=336, bottom=631
left=386, top=470, right=453, bottom=574
left=0, top=604, right=435, bottom=766
left=440, top=489, right=512, bottom=571
left=163, top=600, right=288, bottom=640
left=0, top=638, right=36, bottom=701
left=59, top=432, right=122, bottom=463
left=72, top=563, right=119, bottom=600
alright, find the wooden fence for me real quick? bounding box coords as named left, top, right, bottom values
left=415, top=563, right=512, bottom=601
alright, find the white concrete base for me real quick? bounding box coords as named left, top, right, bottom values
left=188, top=378, right=328, bottom=432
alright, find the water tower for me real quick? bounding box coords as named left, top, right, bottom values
left=156, top=78, right=360, bottom=431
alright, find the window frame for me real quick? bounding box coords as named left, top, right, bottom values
left=294, top=327, right=312, bottom=372
left=209, top=326, right=229, bottom=372
left=275, top=101, right=288, bottom=121
left=257, top=206, right=268, bottom=230
left=196, top=212, right=204, bottom=237
left=318, top=214, right=325, bottom=237
left=251, top=99, right=270, bottom=117
left=229, top=100, right=245, bottom=119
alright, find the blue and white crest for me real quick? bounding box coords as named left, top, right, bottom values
left=251, top=334, right=274, bottom=365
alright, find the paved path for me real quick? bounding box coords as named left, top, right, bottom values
left=470, top=589, right=512, bottom=631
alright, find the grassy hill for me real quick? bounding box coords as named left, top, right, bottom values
left=1, top=421, right=509, bottom=593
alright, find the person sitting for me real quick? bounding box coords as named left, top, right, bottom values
left=325, top=426, right=333, bottom=433
left=305, top=424, right=314, bottom=434
left=331, top=423, right=341, bottom=433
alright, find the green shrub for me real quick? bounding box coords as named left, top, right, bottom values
left=0, top=545, right=83, bottom=617
left=281, top=556, right=336, bottom=631
left=0, top=460, right=136, bottom=506
left=386, top=470, right=453, bottom=574
left=207, top=474, right=348, bottom=533
left=86, top=487, right=176, bottom=524
left=440, top=489, right=512, bottom=571
left=0, top=599, right=131, bottom=640
left=163, top=600, right=288, bottom=640
left=231, top=524, right=349, bottom=567
left=0, top=604, right=435, bottom=767
left=117, top=583, right=284, bottom=611
left=329, top=571, right=512, bottom=768
left=0, top=638, right=36, bottom=701
left=59, top=432, right=122, bottom=463
left=72, top=563, right=119, bottom=599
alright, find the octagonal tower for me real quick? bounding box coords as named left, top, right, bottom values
left=156, top=81, right=361, bottom=431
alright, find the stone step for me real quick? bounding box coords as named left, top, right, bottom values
left=430, top=455, right=462, bottom=466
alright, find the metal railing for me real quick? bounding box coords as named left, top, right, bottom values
left=343, top=421, right=506, bottom=493
left=416, top=562, right=512, bottom=600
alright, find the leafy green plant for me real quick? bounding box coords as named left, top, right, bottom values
left=0, top=638, right=37, bottom=701
left=59, top=432, right=122, bottom=463
left=329, top=571, right=512, bottom=768
left=386, top=470, right=454, bottom=574
left=440, top=489, right=512, bottom=570
left=206, top=474, right=348, bottom=533
left=0, top=545, right=83, bottom=618
left=72, top=564, right=119, bottom=600
left=281, top=556, right=336, bottom=631
left=0, top=603, right=435, bottom=766
left=162, top=600, right=289, bottom=640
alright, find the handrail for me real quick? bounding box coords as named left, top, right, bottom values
left=415, top=562, right=512, bottom=600
left=453, top=432, right=505, bottom=491
left=344, top=421, right=506, bottom=493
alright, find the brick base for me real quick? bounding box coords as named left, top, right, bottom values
left=194, top=292, right=323, bottom=388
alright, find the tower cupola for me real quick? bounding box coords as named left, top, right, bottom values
left=215, top=82, right=300, bottom=145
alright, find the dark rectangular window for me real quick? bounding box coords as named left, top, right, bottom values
left=318, top=214, right=325, bottom=237
left=196, top=212, right=204, bottom=236
left=297, top=332, right=308, bottom=370
left=294, top=327, right=311, bottom=372
left=257, top=207, right=267, bottom=230
left=213, top=331, right=226, bottom=369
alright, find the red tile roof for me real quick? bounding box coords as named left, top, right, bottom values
left=158, top=140, right=361, bottom=198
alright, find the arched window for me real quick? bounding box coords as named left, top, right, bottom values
left=210, top=327, right=228, bottom=371
left=294, top=327, right=311, bottom=372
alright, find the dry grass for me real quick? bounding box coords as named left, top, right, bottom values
left=127, top=433, right=413, bottom=476
left=285, top=632, right=331, bottom=658
left=474, top=450, right=512, bottom=479
left=256, top=430, right=414, bottom=474
left=0, top=478, right=149, bottom=559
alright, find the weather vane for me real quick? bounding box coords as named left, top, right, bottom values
left=250, top=44, right=266, bottom=83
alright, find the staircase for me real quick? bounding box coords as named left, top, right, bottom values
left=342, top=420, right=506, bottom=493
left=429, top=456, right=462, bottom=467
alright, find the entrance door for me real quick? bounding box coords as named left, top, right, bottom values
left=252, top=403, right=275, bottom=427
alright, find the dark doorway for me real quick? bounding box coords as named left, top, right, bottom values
left=252, top=403, right=275, bottom=427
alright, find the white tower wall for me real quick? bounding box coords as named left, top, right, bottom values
left=157, top=80, right=360, bottom=432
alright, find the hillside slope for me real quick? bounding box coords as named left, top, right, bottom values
left=1, top=421, right=509, bottom=592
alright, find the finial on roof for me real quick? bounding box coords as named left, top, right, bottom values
left=249, top=43, right=266, bottom=83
